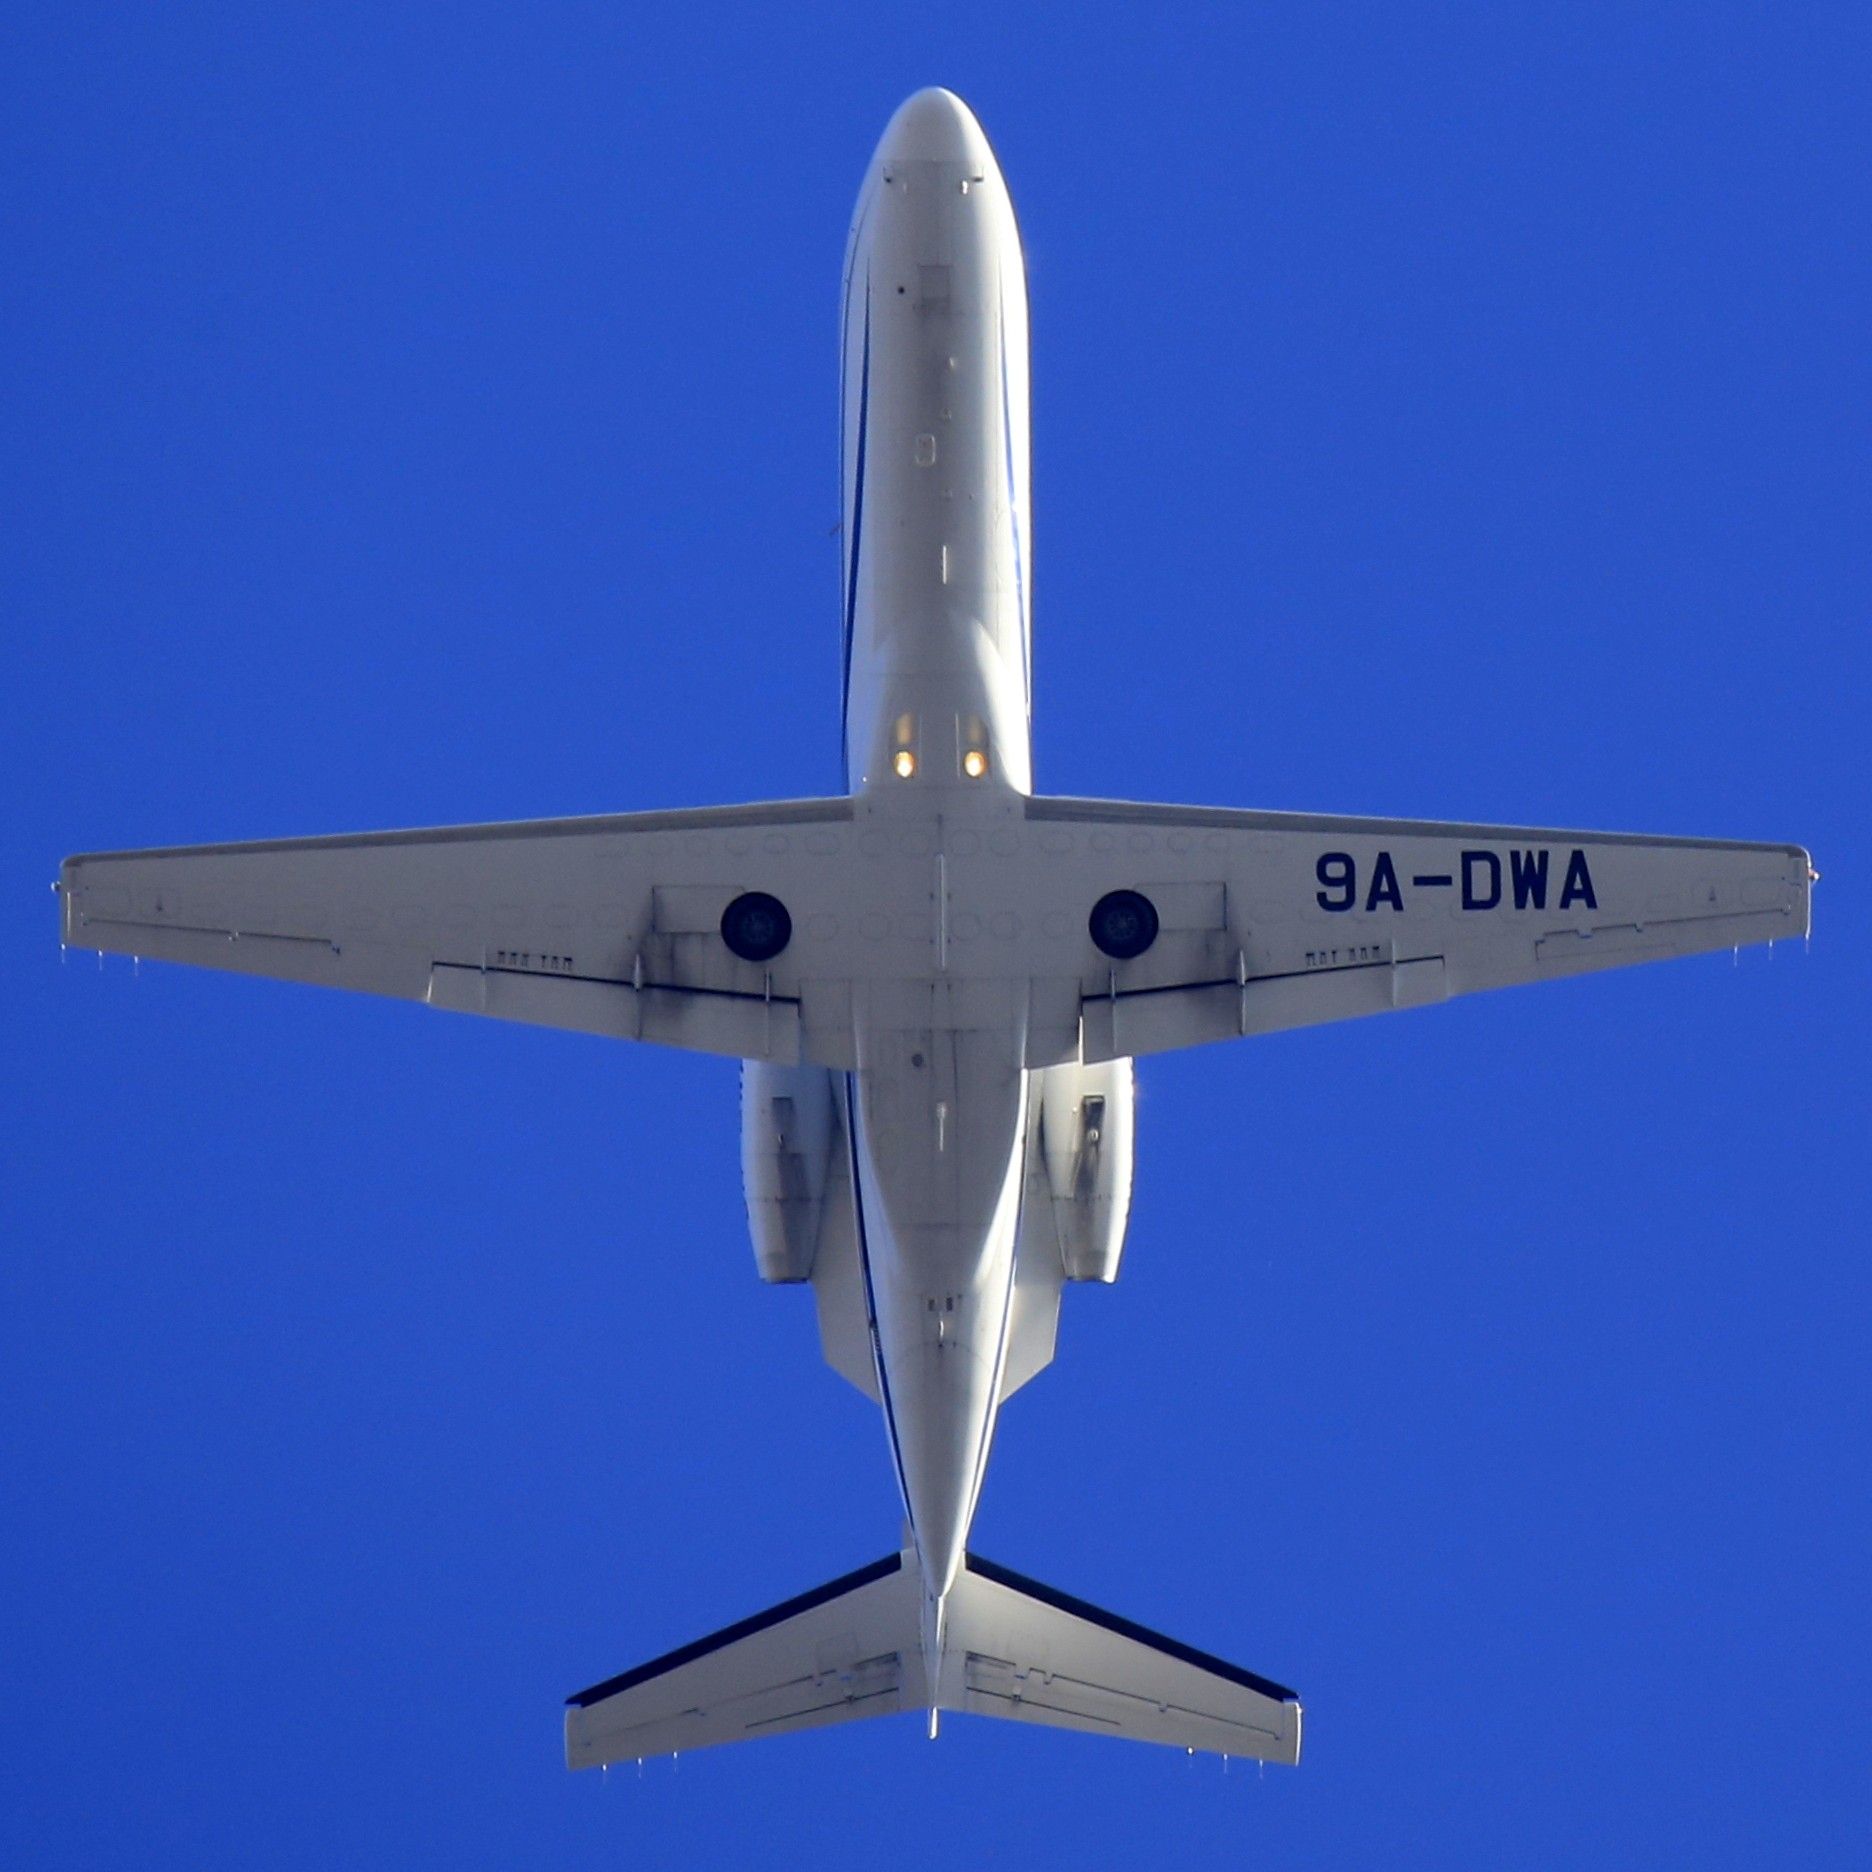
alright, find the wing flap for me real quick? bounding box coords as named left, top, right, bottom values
left=425, top=963, right=802, bottom=1060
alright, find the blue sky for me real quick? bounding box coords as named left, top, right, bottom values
left=4, top=4, right=1866, bottom=1866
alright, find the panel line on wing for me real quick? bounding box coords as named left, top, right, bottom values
left=67, top=914, right=337, bottom=949
left=466, top=963, right=803, bottom=1009
left=1099, top=954, right=1411, bottom=1003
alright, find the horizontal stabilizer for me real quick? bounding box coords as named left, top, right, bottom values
left=566, top=1548, right=1301, bottom=1764
left=564, top=1551, right=920, bottom=1766
left=942, top=1554, right=1301, bottom=1761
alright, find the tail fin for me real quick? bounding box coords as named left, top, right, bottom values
left=565, top=1549, right=1300, bottom=1765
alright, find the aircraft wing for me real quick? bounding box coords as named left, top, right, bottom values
left=59, top=791, right=1812, bottom=1068
left=1005, top=797, right=1812, bottom=1064
left=58, top=798, right=856, bottom=1063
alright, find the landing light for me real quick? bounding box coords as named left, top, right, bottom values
left=893, top=750, right=917, bottom=779
left=1089, top=889, right=1160, bottom=960
left=963, top=749, right=989, bottom=779
left=721, top=891, right=792, bottom=963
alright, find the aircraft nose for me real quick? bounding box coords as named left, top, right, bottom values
left=878, top=87, right=993, bottom=167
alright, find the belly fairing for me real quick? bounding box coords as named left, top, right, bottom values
left=849, top=1018, right=1029, bottom=1595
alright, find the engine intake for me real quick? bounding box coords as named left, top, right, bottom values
left=741, top=1063, right=836, bottom=1282
left=1038, top=1059, right=1135, bottom=1282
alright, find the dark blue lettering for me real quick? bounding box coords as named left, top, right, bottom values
left=1365, top=851, right=1403, bottom=912
left=1461, top=849, right=1501, bottom=910
left=1510, top=848, right=1549, bottom=910
left=1316, top=852, right=1355, bottom=912
left=1559, top=849, right=1598, bottom=910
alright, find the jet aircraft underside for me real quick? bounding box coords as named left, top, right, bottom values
left=58, top=89, right=1811, bottom=1764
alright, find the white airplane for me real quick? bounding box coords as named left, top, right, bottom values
left=59, top=88, right=1812, bottom=1767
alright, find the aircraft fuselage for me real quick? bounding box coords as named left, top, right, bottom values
left=835, top=90, right=1036, bottom=1607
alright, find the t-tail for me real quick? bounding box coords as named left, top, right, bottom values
left=564, top=1545, right=1300, bottom=1764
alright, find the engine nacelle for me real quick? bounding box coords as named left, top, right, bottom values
left=1037, top=1058, right=1134, bottom=1282
left=740, top=1062, right=838, bottom=1283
